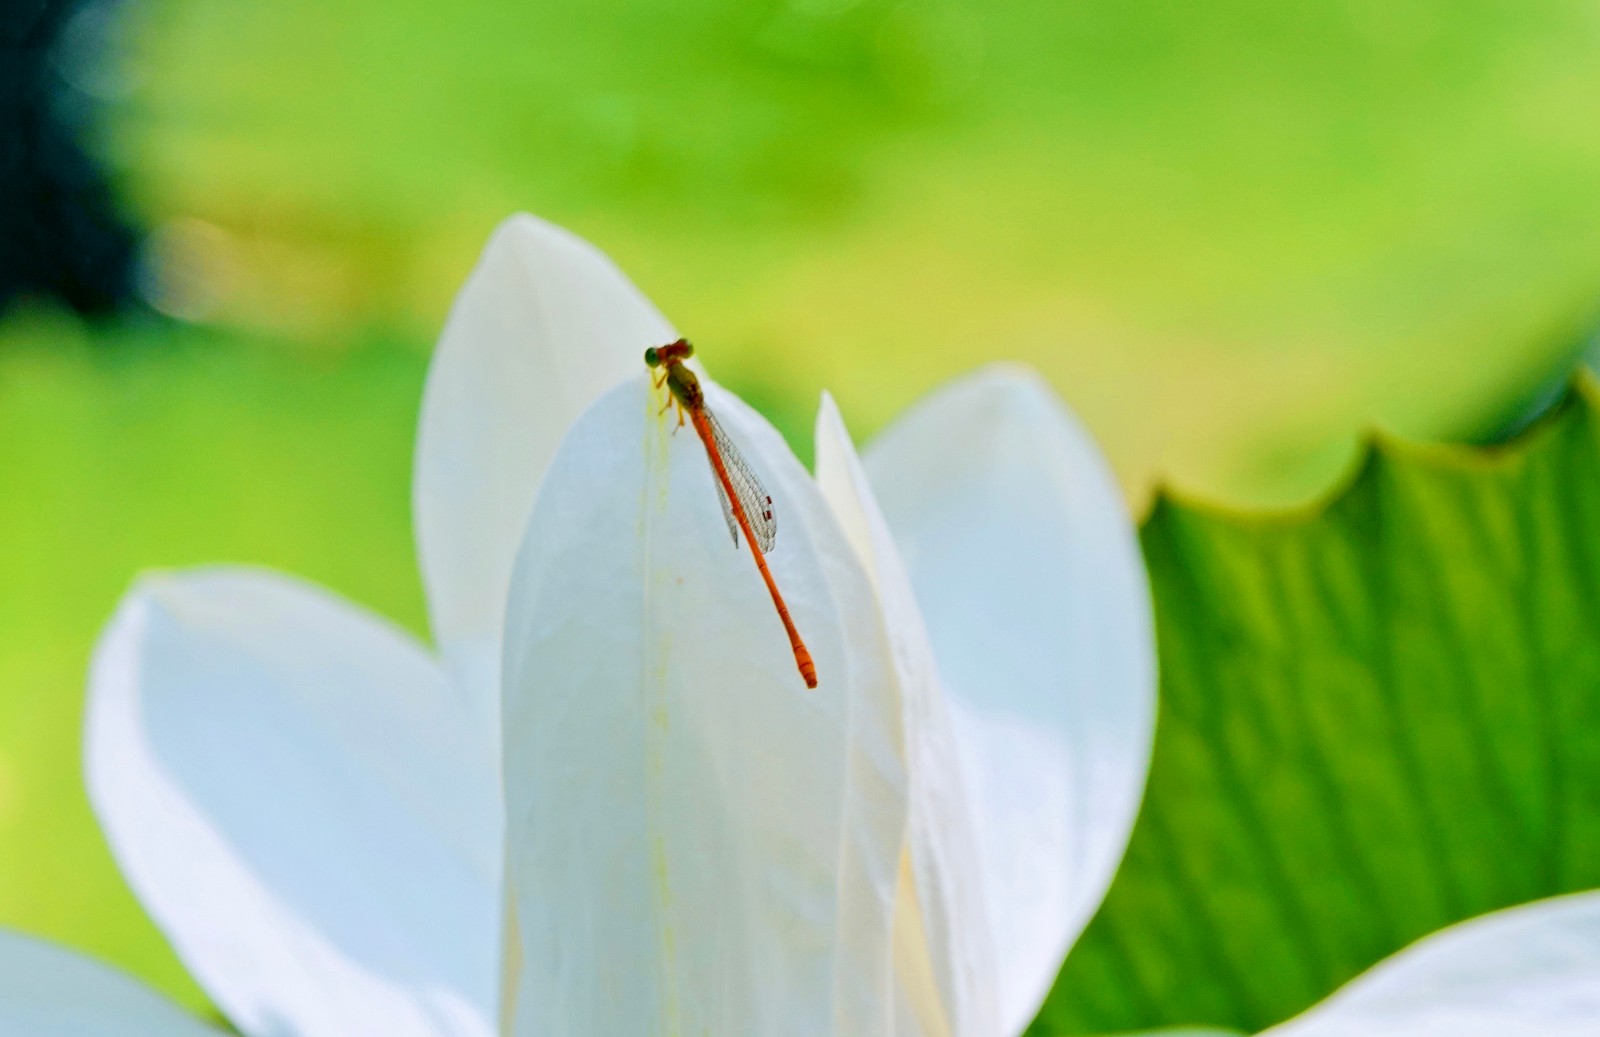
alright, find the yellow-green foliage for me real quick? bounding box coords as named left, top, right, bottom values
left=1040, top=377, right=1600, bottom=1033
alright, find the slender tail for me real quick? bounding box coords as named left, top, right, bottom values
left=691, top=409, right=819, bottom=689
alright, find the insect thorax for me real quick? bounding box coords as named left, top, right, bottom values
left=667, top=364, right=704, bottom=408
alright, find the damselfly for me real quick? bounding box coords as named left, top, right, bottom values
left=646, top=339, right=818, bottom=689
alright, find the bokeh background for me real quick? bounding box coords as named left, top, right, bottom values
left=5, top=0, right=1600, bottom=1015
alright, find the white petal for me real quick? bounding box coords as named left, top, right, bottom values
left=500, top=375, right=907, bottom=1037
left=414, top=213, right=676, bottom=658
left=815, top=393, right=1002, bottom=1037
left=863, top=365, right=1157, bottom=1036
left=87, top=568, right=501, bottom=1037
left=1263, top=892, right=1600, bottom=1037
left=0, top=930, right=223, bottom=1037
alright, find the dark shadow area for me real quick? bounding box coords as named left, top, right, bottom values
left=1, top=0, right=143, bottom=318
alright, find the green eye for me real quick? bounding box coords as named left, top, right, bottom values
left=680, top=341, right=695, bottom=359
left=644, top=347, right=660, bottom=367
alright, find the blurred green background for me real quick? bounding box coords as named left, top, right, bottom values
left=6, top=0, right=1600, bottom=1015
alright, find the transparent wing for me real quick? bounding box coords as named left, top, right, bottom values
left=704, top=408, right=777, bottom=554
left=709, top=469, right=741, bottom=548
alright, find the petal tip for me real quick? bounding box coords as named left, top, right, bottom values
left=813, top=390, right=848, bottom=447
left=484, top=212, right=592, bottom=268
left=964, top=361, right=1061, bottom=412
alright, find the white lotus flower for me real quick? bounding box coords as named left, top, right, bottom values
left=3, top=214, right=1598, bottom=1037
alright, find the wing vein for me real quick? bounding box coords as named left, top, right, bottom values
left=707, top=410, right=777, bottom=554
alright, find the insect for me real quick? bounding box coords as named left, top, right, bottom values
left=646, top=338, right=818, bottom=689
